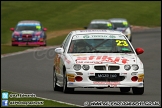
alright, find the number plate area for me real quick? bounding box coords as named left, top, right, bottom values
left=95, top=73, right=119, bottom=79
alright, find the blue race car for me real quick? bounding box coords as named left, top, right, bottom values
left=10, top=20, right=47, bottom=46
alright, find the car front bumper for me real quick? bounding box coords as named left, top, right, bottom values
left=67, top=81, right=144, bottom=88
left=66, top=71, right=144, bottom=88
left=12, top=42, right=46, bottom=46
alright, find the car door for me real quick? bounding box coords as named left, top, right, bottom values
left=55, top=32, right=72, bottom=83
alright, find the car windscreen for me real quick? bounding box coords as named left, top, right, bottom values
left=68, top=34, right=134, bottom=53
left=15, top=23, right=42, bottom=31
left=112, top=22, right=129, bottom=28
left=87, top=24, right=113, bottom=30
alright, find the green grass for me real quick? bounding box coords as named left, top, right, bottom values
left=1, top=1, right=161, bottom=54
left=1, top=35, right=67, bottom=54
left=1, top=1, right=161, bottom=44
left=47, top=35, right=67, bottom=46
left=1, top=45, right=36, bottom=54
left=1, top=90, right=78, bottom=107
left=1, top=1, right=161, bottom=106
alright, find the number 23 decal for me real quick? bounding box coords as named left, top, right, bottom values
left=116, top=40, right=128, bottom=46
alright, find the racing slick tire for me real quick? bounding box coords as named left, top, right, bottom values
left=53, top=67, right=60, bottom=91
left=120, top=87, right=130, bottom=93
left=132, top=87, right=144, bottom=95
left=63, top=72, right=74, bottom=93
left=44, top=40, right=47, bottom=46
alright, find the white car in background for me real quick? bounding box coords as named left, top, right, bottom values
left=84, top=19, right=115, bottom=30
left=53, top=29, right=144, bottom=95
left=108, top=18, right=132, bottom=42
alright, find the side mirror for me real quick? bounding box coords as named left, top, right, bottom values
left=10, top=28, right=14, bottom=31
left=55, top=48, right=64, bottom=54
left=135, top=48, right=144, bottom=55
left=84, top=26, right=87, bottom=29
left=43, top=28, right=47, bottom=31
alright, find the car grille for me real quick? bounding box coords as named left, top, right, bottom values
left=22, top=34, right=32, bottom=41
left=94, top=66, right=106, bottom=70
left=89, top=76, right=125, bottom=81
left=94, top=65, right=120, bottom=71
left=108, top=66, right=120, bottom=70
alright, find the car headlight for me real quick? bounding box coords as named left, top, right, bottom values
left=132, top=64, right=139, bottom=71
left=73, top=64, right=81, bottom=71
left=124, top=65, right=131, bottom=70
left=82, top=65, right=90, bottom=71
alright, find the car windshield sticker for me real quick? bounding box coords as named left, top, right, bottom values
left=36, top=25, right=41, bottom=30
left=110, top=20, right=124, bottom=23
left=76, top=56, right=129, bottom=64
left=116, top=40, right=128, bottom=46
left=91, top=21, right=107, bottom=24
left=21, top=31, right=34, bottom=34
left=121, top=47, right=130, bottom=51
left=73, top=35, right=125, bottom=40
left=18, top=23, right=40, bottom=26
left=107, top=23, right=112, bottom=28
left=122, top=21, right=128, bottom=26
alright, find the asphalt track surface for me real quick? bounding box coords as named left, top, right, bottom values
left=1, top=28, right=161, bottom=107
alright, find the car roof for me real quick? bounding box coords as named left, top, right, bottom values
left=72, top=30, right=123, bottom=35
left=90, top=19, right=111, bottom=23
left=18, top=20, right=41, bottom=24
left=108, top=18, right=128, bottom=23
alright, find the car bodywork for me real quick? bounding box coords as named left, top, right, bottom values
left=53, top=30, right=144, bottom=95
left=108, top=18, right=132, bottom=42
left=10, top=20, right=47, bottom=46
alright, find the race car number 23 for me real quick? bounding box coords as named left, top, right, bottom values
left=116, top=40, right=128, bottom=46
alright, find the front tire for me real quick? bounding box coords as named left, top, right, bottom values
left=120, top=87, right=130, bottom=93
left=63, top=72, right=74, bottom=93
left=53, top=67, right=60, bottom=91
left=132, top=87, right=144, bottom=95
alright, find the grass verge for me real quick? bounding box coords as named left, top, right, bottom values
left=1, top=90, right=79, bottom=107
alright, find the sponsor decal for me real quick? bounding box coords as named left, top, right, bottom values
left=68, top=82, right=74, bottom=85
left=93, top=82, right=120, bottom=87
left=76, top=56, right=129, bottom=64
left=80, top=30, right=107, bottom=32
left=83, top=35, right=90, bottom=38
left=64, top=56, right=71, bottom=64
left=116, top=40, right=128, bottom=46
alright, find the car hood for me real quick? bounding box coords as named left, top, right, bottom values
left=13, top=30, right=42, bottom=36
left=67, top=53, right=140, bottom=65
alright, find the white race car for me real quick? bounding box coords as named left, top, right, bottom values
left=108, top=18, right=132, bottom=42
left=53, top=29, right=144, bottom=95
